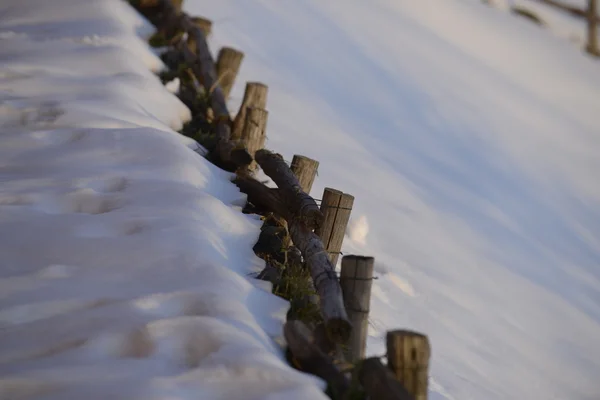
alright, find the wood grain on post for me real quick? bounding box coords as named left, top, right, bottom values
left=340, top=255, right=374, bottom=362
left=387, top=330, right=431, bottom=400
left=241, top=107, right=268, bottom=169
left=359, top=357, right=415, bottom=400
left=315, top=188, right=354, bottom=266
left=284, top=320, right=350, bottom=398
left=216, top=47, right=244, bottom=98
left=290, top=155, right=319, bottom=194
left=232, top=82, right=268, bottom=140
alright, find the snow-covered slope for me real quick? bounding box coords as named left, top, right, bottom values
left=0, top=1, right=327, bottom=399
left=191, top=0, right=600, bottom=399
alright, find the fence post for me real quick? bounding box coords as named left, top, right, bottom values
left=386, top=330, right=431, bottom=400
left=241, top=107, right=269, bottom=169
left=586, top=0, right=599, bottom=56
left=290, top=155, right=319, bottom=194
left=315, top=188, right=353, bottom=266
left=232, top=82, right=268, bottom=140
left=216, top=47, right=244, bottom=98
left=340, top=255, right=374, bottom=362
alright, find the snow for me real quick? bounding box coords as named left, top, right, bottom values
left=190, top=0, right=600, bottom=399
left=0, top=0, right=328, bottom=399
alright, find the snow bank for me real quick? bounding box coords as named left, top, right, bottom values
left=0, top=0, right=327, bottom=398
left=189, top=0, right=600, bottom=399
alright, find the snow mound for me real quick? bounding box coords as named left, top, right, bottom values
left=0, top=0, right=327, bottom=398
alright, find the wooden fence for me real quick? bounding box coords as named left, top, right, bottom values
left=129, top=1, right=432, bottom=398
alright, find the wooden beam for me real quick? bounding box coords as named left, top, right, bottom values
left=254, top=149, right=323, bottom=230
left=284, top=320, right=351, bottom=398
left=290, top=155, right=319, bottom=194
left=340, top=255, right=374, bottom=362
left=216, top=47, right=245, bottom=98
left=359, top=357, right=415, bottom=400
left=386, top=330, right=431, bottom=400
left=190, top=16, right=212, bottom=37
left=315, top=188, right=354, bottom=266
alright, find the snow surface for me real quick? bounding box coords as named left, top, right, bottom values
left=190, top=0, right=600, bottom=399
left=0, top=0, right=328, bottom=399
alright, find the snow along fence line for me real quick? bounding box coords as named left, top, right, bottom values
left=129, top=0, right=431, bottom=398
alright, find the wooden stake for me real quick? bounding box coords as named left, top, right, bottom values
left=386, top=330, right=431, bottom=400
left=340, top=255, right=374, bottom=362
left=216, top=47, right=245, bottom=98
left=290, top=155, right=319, bottom=194
left=241, top=107, right=268, bottom=169
left=232, top=82, right=268, bottom=140
left=315, top=188, right=354, bottom=266
left=359, top=357, right=415, bottom=400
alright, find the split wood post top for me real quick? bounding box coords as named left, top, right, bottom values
left=216, top=47, right=244, bottom=98
left=315, top=188, right=354, bottom=266
left=290, top=155, right=319, bottom=194
left=232, top=82, right=268, bottom=140
left=241, top=107, right=268, bottom=169
left=340, top=255, right=374, bottom=362
left=387, top=330, right=431, bottom=400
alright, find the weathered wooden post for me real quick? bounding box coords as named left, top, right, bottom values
left=386, top=330, right=431, bottom=400
left=340, top=255, right=374, bottom=362
left=216, top=47, right=244, bottom=98
left=232, top=82, right=268, bottom=140
left=315, top=188, right=354, bottom=266
left=290, top=155, right=319, bottom=194
left=586, top=0, right=599, bottom=56
left=241, top=107, right=268, bottom=168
